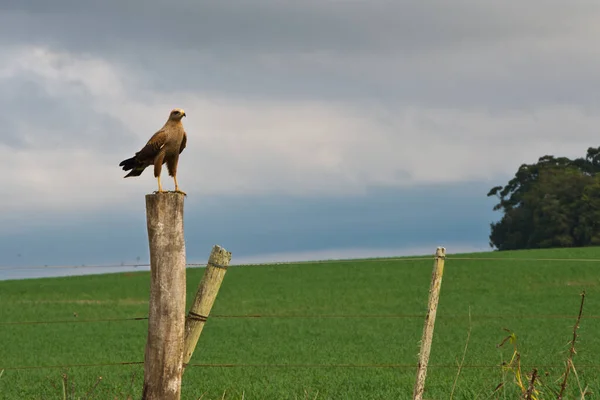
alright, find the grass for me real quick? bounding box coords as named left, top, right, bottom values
left=0, top=246, right=599, bottom=399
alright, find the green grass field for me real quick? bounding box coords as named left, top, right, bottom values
left=1, top=247, right=599, bottom=399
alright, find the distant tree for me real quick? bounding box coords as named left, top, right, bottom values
left=488, top=146, right=600, bottom=250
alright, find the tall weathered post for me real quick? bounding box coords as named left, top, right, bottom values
left=183, top=245, right=232, bottom=367
left=413, top=246, right=446, bottom=400
left=142, top=192, right=186, bottom=400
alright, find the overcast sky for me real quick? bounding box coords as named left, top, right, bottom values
left=1, top=1, right=599, bottom=278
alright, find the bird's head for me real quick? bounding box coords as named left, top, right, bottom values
left=169, top=108, right=186, bottom=121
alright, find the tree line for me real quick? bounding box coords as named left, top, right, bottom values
left=488, top=146, right=600, bottom=250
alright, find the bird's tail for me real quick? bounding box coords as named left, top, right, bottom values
left=119, top=156, right=146, bottom=178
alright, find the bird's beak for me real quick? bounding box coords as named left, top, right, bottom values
left=182, top=112, right=186, bottom=117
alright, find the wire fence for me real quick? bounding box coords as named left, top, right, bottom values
left=1, top=312, right=600, bottom=327
left=1, top=255, right=597, bottom=376
left=3, top=361, right=600, bottom=372
left=0, top=263, right=206, bottom=271
left=3, top=254, right=600, bottom=272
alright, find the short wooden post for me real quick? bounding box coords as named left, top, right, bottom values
left=183, top=245, right=232, bottom=366
left=142, top=193, right=187, bottom=400
left=413, top=247, right=446, bottom=400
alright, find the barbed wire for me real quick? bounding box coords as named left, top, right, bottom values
left=448, top=256, right=600, bottom=262
left=2, top=361, right=600, bottom=371
left=211, top=313, right=600, bottom=320
left=0, top=316, right=149, bottom=326
left=2, top=255, right=597, bottom=384
left=0, top=257, right=432, bottom=271
left=3, top=255, right=600, bottom=272
left=0, top=263, right=207, bottom=271
left=1, top=313, right=599, bottom=327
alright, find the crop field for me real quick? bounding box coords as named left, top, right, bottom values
left=1, top=247, right=599, bottom=399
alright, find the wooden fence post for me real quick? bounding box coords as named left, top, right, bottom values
left=413, top=246, right=446, bottom=400
left=142, top=193, right=187, bottom=400
left=183, top=245, right=232, bottom=367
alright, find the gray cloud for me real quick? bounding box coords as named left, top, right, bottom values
left=1, top=41, right=599, bottom=216
left=1, top=1, right=599, bottom=108
left=1, top=0, right=600, bottom=264
left=0, top=72, right=136, bottom=151
left=2, top=1, right=591, bottom=53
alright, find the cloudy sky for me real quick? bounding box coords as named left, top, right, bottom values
left=1, top=1, right=599, bottom=278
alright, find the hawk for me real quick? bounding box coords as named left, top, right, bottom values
left=119, top=108, right=188, bottom=195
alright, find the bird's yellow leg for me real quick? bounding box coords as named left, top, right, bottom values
left=156, top=175, right=164, bottom=193
left=174, top=175, right=186, bottom=196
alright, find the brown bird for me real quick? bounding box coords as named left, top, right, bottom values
left=119, top=108, right=188, bottom=195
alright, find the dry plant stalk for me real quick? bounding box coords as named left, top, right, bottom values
left=450, top=307, right=472, bottom=400
left=495, top=290, right=588, bottom=400
left=525, top=368, right=538, bottom=400
left=496, top=330, right=540, bottom=399
left=82, top=376, right=102, bottom=400
left=557, top=290, right=586, bottom=400
left=62, top=373, right=67, bottom=400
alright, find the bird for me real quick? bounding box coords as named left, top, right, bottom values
left=119, top=108, right=188, bottom=195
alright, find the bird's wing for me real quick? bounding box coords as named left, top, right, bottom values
left=179, top=131, right=187, bottom=154
left=135, top=129, right=169, bottom=160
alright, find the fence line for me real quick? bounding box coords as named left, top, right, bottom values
left=2, top=254, right=597, bottom=387
left=0, top=258, right=428, bottom=271
left=3, top=255, right=600, bottom=272
left=2, top=313, right=599, bottom=327
left=448, top=256, right=600, bottom=262
left=0, top=263, right=207, bottom=271
left=3, top=361, right=600, bottom=372
left=0, top=317, right=149, bottom=326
